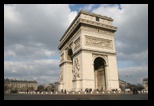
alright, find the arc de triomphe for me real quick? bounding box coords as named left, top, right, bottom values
left=58, top=10, right=120, bottom=92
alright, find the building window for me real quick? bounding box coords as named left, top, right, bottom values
left=96, top=17, right=99, bottom=22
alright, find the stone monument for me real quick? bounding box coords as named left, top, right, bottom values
left=58, top=10, right=120, bottom=91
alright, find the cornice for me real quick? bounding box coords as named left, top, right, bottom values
left=82, top=48, right=116, bottom=55
left=79, top=18, right=117, bottom=31
left=59, top=10, right=117, bottom=50
left=58, top=18, right=117, bottom=50
left=80, top=10, right=113, bottom=21
left=59, top=61, right=72, bottom=66
left=60, top=10, right=113, bottom=42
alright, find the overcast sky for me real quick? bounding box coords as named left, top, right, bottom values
left=4, top=4, right=148, bottom=85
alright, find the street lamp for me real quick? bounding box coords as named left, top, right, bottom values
left=26, top=84, right=28, bottom=94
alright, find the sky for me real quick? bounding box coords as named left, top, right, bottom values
left=4, top=4, right=148, bottom=85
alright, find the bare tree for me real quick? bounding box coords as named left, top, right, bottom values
left=4, top=84, right=9, bottom=93
left=136, top=83, right=144, bottom=91
left=129, top=84, right=137, bottom=91
left=38, top=85, right=44, bottom=91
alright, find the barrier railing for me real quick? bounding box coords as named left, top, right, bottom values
left=18, top=90, right=148, bottom=95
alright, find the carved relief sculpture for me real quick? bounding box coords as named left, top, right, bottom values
left=58, top=10, right=119, bottom=91
left=85, top=36, right=113, bottom=49
left=72, top=58, right=80, bottom=80
left=59, top=69, right=63, bottom=82
left=69, top=43, right=73, bottom=49
left=81, top=23, right=113, bottom=35
left=74, top=38, right=80, bottom=51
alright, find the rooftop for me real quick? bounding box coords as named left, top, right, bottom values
left=143, top=78, right=148, bottom=81
left=60, top=10, right=113, bottom=42
left=4, top=78, right=37, bottom=83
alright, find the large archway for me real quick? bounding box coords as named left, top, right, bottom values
left=94, top=57, right=106, bottom=91
left=58, top=10, right=120, bottom=92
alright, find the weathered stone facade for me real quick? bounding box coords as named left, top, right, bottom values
left=4, top=79, right=38, bottom=93
left=58, top=10, right=120, bottom=91
left=143, top=78, right=148, bottom=91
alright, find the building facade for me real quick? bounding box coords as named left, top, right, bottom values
left=58, top=10, right=120, bottom=91
left=119, top=79, right=129, bottom=91
left=143, top=78, right=148, bottom=91
left=4, top=78, right=38, bottom=93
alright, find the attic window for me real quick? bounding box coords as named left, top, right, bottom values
left=96, top=17, right=99, bottom=21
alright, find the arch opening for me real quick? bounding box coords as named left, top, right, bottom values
left=68, top=48, right=73, bottom=61
left=94, top=57, right=106, bottom=91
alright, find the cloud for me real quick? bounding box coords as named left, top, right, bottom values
left=4, top=4, right=78, bottom=60
left=4, top=4, right=78, bottom=84
left=117, top=49, right=148, bottom=65
left=118, top=65, right=148, bottom=84
left=4, top=4, right=148, bottom=85
left=4, top=59, right=59, bottom=84
left=68, top=11, right=77, bottom=24
left=82, top=4, right=95, bottom=11
left=4, top=43, right=57, bottom=60
left=4, top=4, right=77, bottom=56
left=92, top=4, right=148, bottom=65
left=91, top=4, right=148, bottom=83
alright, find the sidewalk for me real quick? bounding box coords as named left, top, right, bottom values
left=17, top=91, right=148, bottom=95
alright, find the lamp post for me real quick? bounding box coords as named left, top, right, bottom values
left=26, top=84, right=28, bottom=94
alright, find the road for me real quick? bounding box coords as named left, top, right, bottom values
left=4, top=93, right=148, bottom=100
